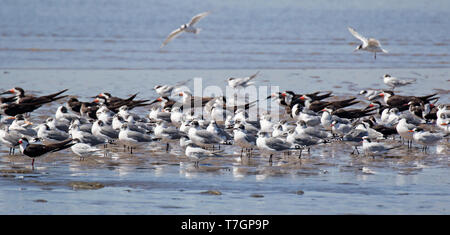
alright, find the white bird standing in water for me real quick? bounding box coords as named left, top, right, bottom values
left=161, top=11, right=211, bottom=48
left=348, top=27, right=388, bottom=59
left=383, top=74, right=415, bottom=90
left=412, top=127, right=447, bottom=152
left=184, top=142, right=223, bottom=167
left=70, top=138, right=103, bottom=160
left=362, top=136, right=399, bottom=156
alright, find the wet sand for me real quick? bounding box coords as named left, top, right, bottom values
left=0, top=68, right=449, bottom=214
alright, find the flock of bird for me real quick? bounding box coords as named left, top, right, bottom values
left=0, top=12, right=449, bottom=170
left=0, top=71, right=448, bottom=169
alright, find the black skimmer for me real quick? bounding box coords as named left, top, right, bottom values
left=284, top=90, right=333, bottom=104
left=379, top=91, right=439, bottom=111
left=300, top=95, right=359, bottom=113
left=2, top=87, right=68, bottom=104
left=364, top=116, right=398, bottom=138
left=328, top=107, right=377, bottom=120
left=67, top=97, right=98, bottom=116
left=149, top=96, right=181, bottom=110
left=94, top=92, right=151, bottom=112
left=0, top=95, right=17, bottom=104
left=18, top=137, right=75, bottom=169
left=80, top=101, right=99, bottom=120
left=178, top=91, right=214, bottom=108
left=364, top=101, right=387, bottom=115
left=0, top=100, right=57, bottom=116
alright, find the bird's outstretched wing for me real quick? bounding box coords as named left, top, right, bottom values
left=348, top=27, right=368, bottom=45
left=248, top=71, right=260, bottom=80
left=161, top=27, right=185, bottom=48
left=188, top=11, right=210, bottom=26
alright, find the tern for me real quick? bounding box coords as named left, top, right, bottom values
left=91, top=120, right=119, bottom=145
left=227, top=71, right=260, bottom=89
left=148, top=106, right=172, bottom=123
left=55, top=105, right=79, bottom=122
left=396, top=118, right=417, bottom=148
left=184, top=142, right=224, bottom=167
left=8, top=115, right=36, bottom=138
left=412, top=127, right=447, bottom=152
left=348, top=27, right=388, bottom=59
left=360, top=89, right=382, bottom=101
left=342, top=126, right=369, bottom=155
left=206, top=120, right=232, bottom=143
left=233, top=124, right=257, bottom=158
left=383, top=74, right=416, bottom=90
left=69, top=122, right=105, bottom=146
left=36, top=123, right=70, bottom=143
left=187, top=120, right=227, bottom=148
left=330, top=120, right=353, bottom=137
left=0, top=126, right=21, bottom=155
left=295, top=120, right=332, bottom=139
left=118, top=123, right=154, bottom=154
left=256, top=132, right=298, bottom=163
left=154, top=121, right=186, bottom=152
left=45, top=117, right=70, bottom=133
left=286, top=129, right=326, bottom=157
left=153, top=79, right=192, bottom=97
left=161, top=11, right=211, bottom=48
left=379, top=91, right=439, bottom=111
left=436, top=114, right=449, bottom=134
left=362, top=136, right=400, bottom=156
left=70, top=138, right=103, bottom=160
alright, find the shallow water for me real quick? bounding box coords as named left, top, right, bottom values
left=0, top=0, right=449, bottom=214
left=0, top=68, right=449, bottom=214
left=0, top=0, right=449, bottom=69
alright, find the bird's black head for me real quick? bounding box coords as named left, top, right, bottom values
left=68, top=97, right=79, bottom=102
left=15, top=114, right=25, bottom=120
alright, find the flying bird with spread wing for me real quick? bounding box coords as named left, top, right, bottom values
left=348, top=27, right=388, bottom=59
left=161, top=11, right=211, bottom=48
